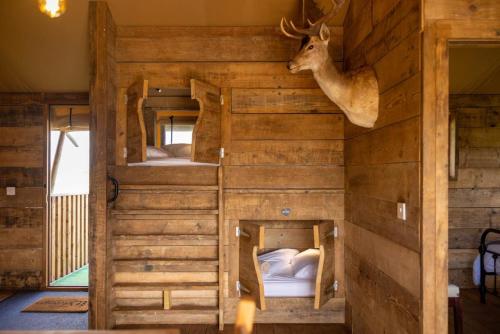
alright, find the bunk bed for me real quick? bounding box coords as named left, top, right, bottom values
left=238, top=220, right=337, bottom=311
left=475, top=228, right=500, bottom=303
left=126, top=78, right=221, bottom=166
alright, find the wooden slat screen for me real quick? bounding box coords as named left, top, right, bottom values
left=49, top=194, right=89, bottom=282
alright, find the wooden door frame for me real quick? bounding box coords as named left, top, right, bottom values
left=422, top=20, right=500, bottom=334
left=44, top=101, right=89, bottom=292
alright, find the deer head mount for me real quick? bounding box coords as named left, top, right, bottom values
left=280, top=0, right=379, bottom=128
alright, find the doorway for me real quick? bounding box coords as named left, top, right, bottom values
left=48, top=105, right=90, bottom=287
left=447, top=45, right=500, bottom=333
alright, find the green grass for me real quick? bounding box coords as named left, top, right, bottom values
left=50, top=265, right=89, bottom=287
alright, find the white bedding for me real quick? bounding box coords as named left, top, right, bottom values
left=258, top=249, right=319, bottom=297
left=472, top=242, right=500, bottom=286
left=128, top=158, right=218, bottom=167
left=262, top=275, right=316, bottom=297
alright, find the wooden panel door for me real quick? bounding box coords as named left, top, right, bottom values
left=126, top=78, right=148, bottom=163
left=313, top=220, right=336, bottom=309
left=190, top=79, right=221, bottom=163
left=238, top=222, right=266, bottom=310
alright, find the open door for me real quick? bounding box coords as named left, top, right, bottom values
left=238, top=222, right=266, bottom=310
left=190, top=79, right=221, bottom=163
left=126, top=78, right=148, bottom=163
left=313, top=220, right=336, bottom=309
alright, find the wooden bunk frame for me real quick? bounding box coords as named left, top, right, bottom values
left=125, top=78, right=221, bottom=164
left=238, top=220, right=336, bottom=311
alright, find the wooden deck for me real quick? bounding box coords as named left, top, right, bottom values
left=450, top=289, right=500, bottom=334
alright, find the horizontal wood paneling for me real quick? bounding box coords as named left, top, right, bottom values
left=0, top=127, right=43, bottom=146
left=228, top=140, right=343, bottom=166
left=224, top=191, right=345, bottom=221
left=224, top=166, right=344, bottom=189
left=448, top=96, right=500, bottom=288
left=113, top=217, right=218, bottom=236
left=346, top=247, right=419, bottom=333
left=345, top=117, right=420, bottom=165
left=232, top=89, right=341, bottom=114
left=0, top=147, right=43, bottom=168
left=224, top=298, right=345, bottom=324
left=231, top=114, right=344, bottom=140
left=425, top=0, right=500, bottom=21
left=116, top=26, right=344, bottom=63
left=117, top=62, right=319, bottom=89
left=346, top=162, right=420, bottom=206
left=115, top=190, right=218, bottom=210
left=110, top=166, right=218, bottom=185
left=0, top=187, right=44, bottom=208
left=0, top=168, right=44, bottom=187
left=344, top=1, right=422, bottom=332
left=345, top=222, right=420, bottom=298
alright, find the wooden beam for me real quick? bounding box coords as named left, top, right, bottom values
left=89, top=0, right=116, bottom=329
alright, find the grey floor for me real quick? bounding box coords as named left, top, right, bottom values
left=0, top=291, right=88, bottom=330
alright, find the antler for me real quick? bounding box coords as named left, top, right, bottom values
left=280, top=0, right=345, bottom=38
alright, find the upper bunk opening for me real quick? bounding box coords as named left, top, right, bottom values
left=126, top=78, right=221, bottom=167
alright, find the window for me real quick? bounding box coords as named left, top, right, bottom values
left=162, top=116, right=197, bottom=145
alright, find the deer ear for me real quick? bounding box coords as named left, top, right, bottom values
left=319, top=23, right=330, bottom=42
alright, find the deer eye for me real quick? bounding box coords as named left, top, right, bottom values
left=307, top=45, right=314, bottom=50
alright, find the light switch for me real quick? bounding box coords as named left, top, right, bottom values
left=6, top=187, right=15, bottom=196
left=397, top=202, right=407, bottom=221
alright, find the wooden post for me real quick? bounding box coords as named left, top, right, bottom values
left=51, top=131, right=65, bottom=190
left=89, top=1, right=116, bottom=329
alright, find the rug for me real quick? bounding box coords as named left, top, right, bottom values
left=0, top=291, right=14, bottom=303
left=22, top=296, right=88, bottom=313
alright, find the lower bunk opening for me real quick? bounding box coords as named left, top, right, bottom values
left=238, top=220, right=337, bottom=311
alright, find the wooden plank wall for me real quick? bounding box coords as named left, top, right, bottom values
left=0, top=93, right=88, bottom=290
left=343, top=0, right=422, bottom=333
left=114, top=24, right=346, bottom=327
left=0, top=95, right=45, bottom=289
left=449, top=94, right=500, bottom=288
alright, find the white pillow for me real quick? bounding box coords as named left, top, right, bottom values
left=146, top=146, right=169, bottom=160
left=258, top=249, right=298, bottom=277
left=294, top=263, right=318, bottom=280
left=260, top=261, right=294, bottom=277
left=162, top=144, right=191, bottom=158
left=292, top=249, right=320, bottom=280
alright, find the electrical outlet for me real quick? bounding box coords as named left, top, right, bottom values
left=6, top=187, right=15, bottom=196
left=397, top=202, right=407, bottom=221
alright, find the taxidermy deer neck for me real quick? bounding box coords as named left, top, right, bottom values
left=280, top=0, right=379, bottom=128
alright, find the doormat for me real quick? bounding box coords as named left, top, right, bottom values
left=23, top=296, right=88, bottom=313
left=0, top=291, right=14, bottom=303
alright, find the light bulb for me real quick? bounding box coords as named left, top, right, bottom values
left=39, top=0, right=66, bottom=18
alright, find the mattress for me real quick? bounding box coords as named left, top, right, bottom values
left=262, top=275, right=316, bottom=297
left=257, top=249, right=318, bottom=297
left=128, top=158, right=218, bottom=167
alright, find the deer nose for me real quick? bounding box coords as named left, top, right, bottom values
left=286, top=61, right=293, bottom=70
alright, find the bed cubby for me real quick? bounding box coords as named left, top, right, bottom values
left=238, top=220, right=337, bottom=311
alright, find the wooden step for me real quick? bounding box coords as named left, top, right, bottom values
left=113, top=282, right=219, bottom=290
left=115, top=187, right=217, bottom=210
left=111, top=209, right=219, bottom=215
left=113, top=307, right=219, bottom=325
left=112, top=234, right=218, bottom=245
left=120, top=184, right=218, bottom=191
left=112, top=259, right=219, bottom=272
left=110, top=165, right=218, bottom=186
left=113, top=306, right=219, bottom=312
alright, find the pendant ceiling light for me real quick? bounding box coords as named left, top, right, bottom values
left=38, top=0, right=66, bottom=18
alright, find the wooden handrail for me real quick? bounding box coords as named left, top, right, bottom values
left=50, top=194, right=89, bottom=283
